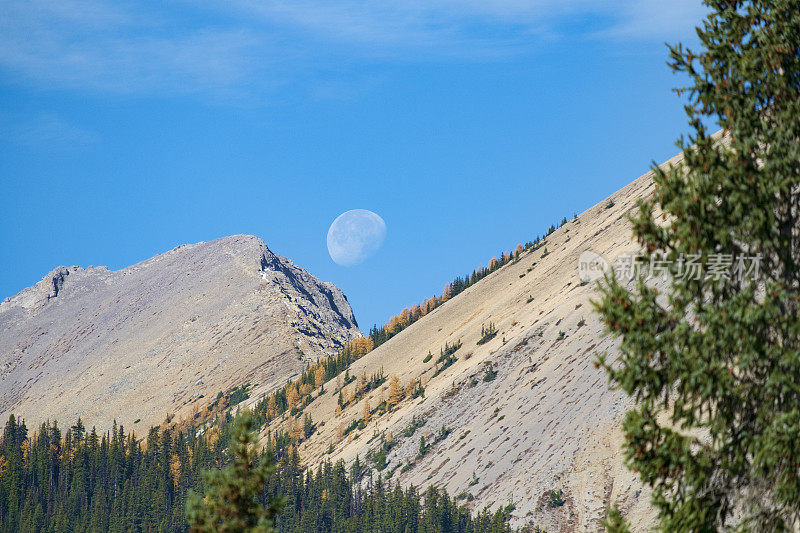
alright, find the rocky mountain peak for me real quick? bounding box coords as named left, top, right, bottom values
left=0, top=235, right=360, bottom=431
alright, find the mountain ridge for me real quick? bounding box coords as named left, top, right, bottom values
left=0, top=234, right=361, bottom=432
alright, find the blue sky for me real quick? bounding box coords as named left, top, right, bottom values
left=0, top=0, right=705, bottom=331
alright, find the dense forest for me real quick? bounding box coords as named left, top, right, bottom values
left=0, top=412, right=519, bottom=532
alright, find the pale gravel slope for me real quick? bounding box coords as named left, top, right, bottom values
left=266, top=153, right=685, bottom=531
left=0, top=235, right=361, bottom=432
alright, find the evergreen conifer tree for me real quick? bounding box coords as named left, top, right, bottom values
left=186, top=411, right=284, bottom=532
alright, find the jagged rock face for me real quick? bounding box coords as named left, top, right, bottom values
left=0, top=235, right=360, bottom=431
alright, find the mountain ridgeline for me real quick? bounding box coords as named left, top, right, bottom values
left=0, top=235, right=360, bottom=432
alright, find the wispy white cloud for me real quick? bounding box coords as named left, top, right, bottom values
left=0, top=0, right=705, bottom=96
left=0, top=0, right=275, bottom=94
left=599, top=1, right=708, bottom=40
left=221, top=0, right=705, bottom=49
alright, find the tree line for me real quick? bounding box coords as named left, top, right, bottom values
left=0, top=412, right=520, bottom=532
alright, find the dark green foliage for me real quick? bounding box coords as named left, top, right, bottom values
left=366, top=434, right=396, bottom=472
left=433, top=340, right=462, bottom=377
left=302, top=414, right=314, bottom=440
left=367, top=323, right=390, bottom=348
left=546, top=490, right=565, bottom=508
left=402, top=415, right=425, bottom=438
left=0, top=413, right=233, bottom=533
left=342, top=418, right=361, bottom=437
left=595, top=0, right=800, bottom=530
left=253, top=348, right=366, bottom=425
left=0, top=413, right=515, bottom=532
left=186, top=411, right=283, bottom=532
left=601, top=505, right=631, bottom=533
left=228, top=384, right=251, bottom=406
left=346, top=370, right=386, bottom=409
left=483, top=363, right=498, bottom=382
left=272, top=466, right=515, bottom=532
left=477, top=323, right=498, bottom=345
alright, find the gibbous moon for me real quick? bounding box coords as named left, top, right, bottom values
left=327, top=209, right=386, bottom=266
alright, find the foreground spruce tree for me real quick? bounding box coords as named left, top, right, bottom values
left=596, top=0, right=800, bottom=530
left=186, top=411, right=284, bottom=532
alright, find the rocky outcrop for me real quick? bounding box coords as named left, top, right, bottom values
left=0, top=235, right=360, bottom=431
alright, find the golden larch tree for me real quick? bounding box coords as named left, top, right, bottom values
left=427, top=297, right=439, bottom=313
left=265, top=396, right=278, bottom=420
left=362, top=397, right=371, bottom=424
left=347, top=336, right=374, bottom=357
left=420, top=298, right=430, bottom=315
left=170, top=453, right=182, bottom=490
left=356, top=373, right=367, bottom=395
left=387, top=375, right=403, bottom=409
left=286, top=384, right=300, bottom=410
left=405, top=379, right=416, bottom=397
left=343, top=385, right=354, bottom=406
left=386, top=315, right=402, bottom=336
left=289, top=417, right=303, bottom=442
left=314, top=366, right=326, bottom=389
